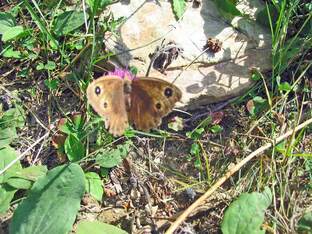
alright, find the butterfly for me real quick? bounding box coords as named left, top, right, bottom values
left=87, top=75, right=182, bottom=136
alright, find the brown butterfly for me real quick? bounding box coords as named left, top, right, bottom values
left=87, top=75, right=182, bottom=136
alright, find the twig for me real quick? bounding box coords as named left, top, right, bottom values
left=165, top=117, right=312, bottom=234
left=0, top=132, right=50, bottom=176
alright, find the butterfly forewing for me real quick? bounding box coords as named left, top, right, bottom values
left=86, top=76, right=129, bottom=136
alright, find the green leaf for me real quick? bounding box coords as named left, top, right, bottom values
left=76, top=220, right=128, bottom=234
left=96, top=143, right=131, bottom=168
left=297, top=211, right=312, bottom=233
left=53, top=10, right=87, bottom=36
left=85, top=172, right=103, bottom=201
left=0, top=106, right=25, bottom=129
left=0, top=146, right=20, bottom=214
left=2, top=25, right=25, bottom=42
left=0, top=184, right=17, bottom=214
left=6, top=177, right=33, bottom=190
left=0, top=146, right=22, bottom=184
left=0, top=12, right=16, bottom=32
left=0, top=127, right=17, bottom=148
left=190, top=143, right=200, bottom=156
left=251, top=72, right=261, bottom=81
left=10, top=164, right=85, bottom=234
left=278, top=82, right=291, bottom=92
left=86, top=0, right=113, bottom=14
left=212, top=0, right=241, bottom=20
left=72, top=114, right=84, bottom=131
left=172, top=0, right=186, bottom=19
left=0, top=12, right=26, bottom=42
left=46, top=61, right=56, bottom=70
left=2, top=47, right=22, bottom=59
left=44, top=79, right=59, bottom=90
left=221, top=187, right=272, bottom=234
left=64, top=134, right=85, bottom=162
left=36, top=63, right=45, bottom=70
left=6, top=165, right=48, bottom=190
left=210, top=125, right=223, bottom=134
left=248, top=96, right=269, bottom=117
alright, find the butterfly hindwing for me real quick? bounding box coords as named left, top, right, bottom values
left=128, top=77, right=182, bottom=131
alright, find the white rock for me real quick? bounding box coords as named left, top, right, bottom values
left=106, top=0, right=272, bottom=109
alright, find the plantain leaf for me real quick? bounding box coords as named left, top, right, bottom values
left=85, top=172, right=103, bottom=201
left=6, top=165, right=48, bottom=190
left=76, top=220, right=128, bottom=234
left=10, top=164, right=85, bottom=234
left=221, top=187, right=272, bottom=234
left=0, top=146, right=22, bottom=184
left=53, top=10, right=87, bottom=36
left=0, top=184, right=17, bottom=214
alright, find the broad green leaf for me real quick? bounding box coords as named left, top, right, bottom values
left=2, top=25, right=25, bottom=42
left=212, top=0, right=241, bottom=20
left=0, top=184, right=17, bottom=214
left=76, top=220, right=128, bottom=234
left=2, top=48, right=22, bottom=59
left=297, top=211, right=312, bottom=233
left=53, top=11, right=87, bottom=36
left=0, top=13, right=27, bottom=42
left=10, top=164, right=85, bottom=234
left=0, top=106, right=25, bottom=129
left=85, top=172, right=103, bottom=201
left=6, top=177, right=32, bottom=190
left=64, top=134, right=85, bottom=162
left=172, top=0, right=186, bottom=19
left=0, top=12, right=16, bottom=32
left=6, top=165, right=48, bottom=190
left=0, top=127, right=17, bottom=148
left=96, top=143, right=130, bottom=168
left=0, top=146, right=22, bottom=184
left=15, top=165, right=48, bottom=181
left=221, top=187, right=272, bottom=234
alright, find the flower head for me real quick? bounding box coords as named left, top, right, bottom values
left=108, top=68, right=136, bottom=81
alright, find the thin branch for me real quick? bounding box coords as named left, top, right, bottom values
left=165, top=117, right=312, bottom=234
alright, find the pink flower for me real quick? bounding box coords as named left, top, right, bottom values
left=108, top=68, right=136, bottom=80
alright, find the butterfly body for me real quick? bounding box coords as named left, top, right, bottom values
left=87, top=75, right=182, bottom=136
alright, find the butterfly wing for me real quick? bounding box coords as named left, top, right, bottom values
left=128, top=77, right=182, bottom=131
left=86, top=76, right=129, bottom=136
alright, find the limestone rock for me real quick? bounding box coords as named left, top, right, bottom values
left=106, top=0, right=272, bottom=109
